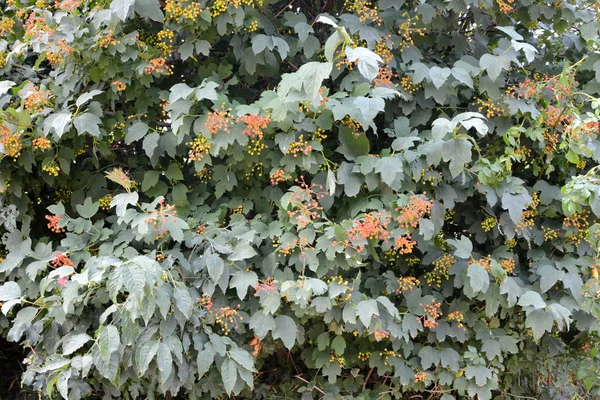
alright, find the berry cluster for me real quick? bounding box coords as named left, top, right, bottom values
left=400, top=75, right=419, bottom=94
left=50, top=252, right=74, bottom=267
left=32, top=137, right=51, bottom=151
left=374, top=36, right=394, bottom=64
left=270, top=169, right=287, bottom=185
left=394, top=234, right=416, bottom=254
left=419, top=300, right=442, bottom=329
left=344, top=0, right=382, bottom=25
left=397, top=13, right=425, bottom=48
left=414, top=371, right=430, bottom=383
left=144, top=58, right=173, bottom=76
left=371, top=329, right=390, bottom=341
left=357, top=351, right=371, bottom=362
left=341, top=115, right=362, bottom=134
left=516, top=193, right=539, bottom=231
left=54, top=0, right=81, bottom=12
left=144, top=199, right=178, bottom=241
left=99, top=194, right=113, bottom=211
left=111, top=80, right=127, bottom=92
left=396, top=195, right=433, bottom=229
left=0, top=125, right=21, bottom=159
left=475, top=97, right=505, bottom=118
left=42, top=162, right=60, bottom=176
left=253, top=277, right=277, bottom=297
left=329, top=353, right=345, bottom=367
left=373, top=66, right=397, bottom=89
left=287, top=134, right=313, bottom=157
left=348, top=212, right=391, bottom=242
left=396, top=276, right=420, bottom=294
left=496, top=0, right=515, bottom=13
left=481, top=216, right=497, bottom=232
left=205, top=105, right=233, bottom=134
left=425, top=254, right=455, bottom=286
left=286, top=177, right=325, bottom=229
left=0, top=17, right=15, bottom=37
left=165, top=0, right=203, bottom=21
left=187, top=135, right=211, bottom=162
left=24, top=86, right=53, bottom=114
left=45, top=215, right=64, bottom=233
left=98, top=31, right=119, bottom=48
left=447, top=310, right=465, bottom=329
left=499, top=258, right=516, bottom=274
left=238, top=114, right=271, bottom=139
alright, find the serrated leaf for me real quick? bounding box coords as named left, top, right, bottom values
left=111, top=0, right=134, bottom=21
left=157, top=342, right=173, bottom=386
left=63, top=333, right=92, bottom=356
left=517, top=290, right=546, bottom=309
left=173, top=284, right=193, bottom=318
left=206, top=252, right=225, bottom=282
left=74, top=113, right=101, bottom=137
left=76, top=197, right=99, bottom=219
left=467, top=263, right=489, bottom=294
left=135, top=340, right=159, bottom=375
left=221, top=358, right=238, bottom=394
left=125, top=122, right=149, bottom=143
left=229, top=347, right=255, bottom=371
left=249, top=311, right=276, bottom=339
left=228, top=241, right=257, bottom=261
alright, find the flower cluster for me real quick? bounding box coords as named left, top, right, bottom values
left=32, top=137, right=51, bottom=151
left=187, top=135, right=211, bottom=162
left=45, top=215, right=65, bottom=233
left=394, top=234, right=416, bottom=254
left=43, top=161, right=60, bottom=176
left=475, top=97, right=505, bottom=118
left=396, top=195, right=433, bottom=229
left=419, top=300, right=442, bottom=329
left=481, top=216, right=497, bottom=232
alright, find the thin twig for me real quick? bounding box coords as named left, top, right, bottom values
left=274, top=0, right=296, bottom=18
left=295, top=374, right=325, bottom=394
left=362, top=367, right=374, bottom=390
left=500, top=392, right=538, bottom=400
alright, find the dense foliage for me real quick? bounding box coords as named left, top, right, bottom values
left=1, top=0, right=600, bottom=398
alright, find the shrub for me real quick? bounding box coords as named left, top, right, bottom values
left=0, top=0, right=600, bottom=399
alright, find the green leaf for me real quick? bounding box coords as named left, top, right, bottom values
left=0, top=282, right=21, bottom=301
left=375, top=156, right=403, bottom=186
left=197, top=345, right=216, bottom=377
left=331, top=336, right=346, bottom=356
left=442, top=138, right=472, bottom=178
left=249, top=311, right=276, bottom=339
left=206, top=252, right=225, bottom=282
left=110, top=192, right=138, bottom=217
left=230, top=270, right=258, bottom=300
left=465, top=365, right=492, bottom=387
left=296, top=62, right=333, bottom=100
left=429, top=66, right=451, bottom=89
left=346, top=47, right=383, bottom=81
left=62, top=333, right=92, bottom=356
left=134, top=0, right=163, bottom=21
left=229, top=347, right=255, bottom=371
left=76, top=197, right=99, bottom=219
left=228, top=241, right=257, bottom=261
left=135, top=340, right=159, bottom=375
left=98, top=325, right=120, bottom=363
left=272, top=315, right=297, bottom=349
left=125, top=122, right=149, bottom=143
left=221, top=358, right=238, bottom=394
left=418, top=346, right=440, bottom=369
left=74, top=113, right=101, bottom=137
left=517, top=291, right=546, bottom=309
left=173, top=284, right=193, bottom=318
left=525, top=309, right=554, bottom=340
left=467, top=263, right=489, bottom=294
left=353, top=97, right=385, bottom=127
left=157, top=342, right=173, bottom=386
left=355, top=299, right=379, bottom=328
left=142, top=170, right=161, bottom=192
left=447, top=236, right=472, bottom=259
left=537, top=265, right=564, bottom=293
left=111, top=0, right=134, bottom=21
